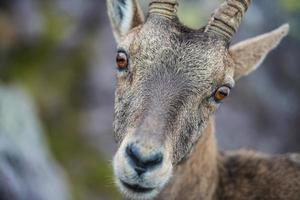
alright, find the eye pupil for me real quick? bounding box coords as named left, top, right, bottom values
left=116, top=52, right=128, bottom=69
left=214, top=86, right=230, bottom=102
left=219, top=90, right=228, bottom=97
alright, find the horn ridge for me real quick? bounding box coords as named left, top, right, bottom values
left=149, top=0, right=178, bottom=20
left=239, top=0, right=251, bottom=10
left=205, top=0, right=252, bottom=42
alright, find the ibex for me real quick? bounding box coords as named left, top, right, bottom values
left=107, top=0, right=300, bottom=199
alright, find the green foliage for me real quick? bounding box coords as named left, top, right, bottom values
left=49, top=128, right=120, bottom=200
left=178, top=3, right=205, bottom=29
left=279, top=0, right=300, bottom=13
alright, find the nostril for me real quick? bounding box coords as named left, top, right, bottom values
left=125, top=144, right=164, bottom=175
left=126, top=144, right=144, bottom=167
left=144, top=153, right=163, bottom=167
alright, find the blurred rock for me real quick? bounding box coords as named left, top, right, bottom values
left=0, top=86, right=70, bottom=200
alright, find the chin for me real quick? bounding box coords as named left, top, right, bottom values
left=116, top=178, right=161, bottom=200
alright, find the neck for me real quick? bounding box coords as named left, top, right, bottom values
left=157, top=118, right=219, bottom=200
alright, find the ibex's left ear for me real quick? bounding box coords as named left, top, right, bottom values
left=107, top=0, right=144, bottom=43
left=230, top=24, right=289, bottom=80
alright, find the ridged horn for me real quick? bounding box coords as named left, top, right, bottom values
left=149, top=0, right=178, bottom=19
left=205, top=0, right=252, bottom=42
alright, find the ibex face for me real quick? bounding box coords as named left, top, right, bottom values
left=107, top=0, right=289, bottom=199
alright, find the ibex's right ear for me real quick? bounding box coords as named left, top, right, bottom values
left=107, top=0, right=144, bottom=43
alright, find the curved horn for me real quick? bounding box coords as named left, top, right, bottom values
left=149, top=0, right=178, bottom=19
left=205, top=0, right=251, bottom=42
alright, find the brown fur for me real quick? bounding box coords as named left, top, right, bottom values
left=157, top=118, right=300, bottom=200
left=218, top=151, right=300, bottom=200
left=157, top=118, right=219, bottom=200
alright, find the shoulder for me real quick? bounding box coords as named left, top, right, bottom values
left=219, top=150, right=271, bottom=179
left=217, top=150, right=300, bottom=200
left=219, top=150, right=300, bottom=173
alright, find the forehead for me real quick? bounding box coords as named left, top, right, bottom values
left=119, top=16, right=232, bottom=87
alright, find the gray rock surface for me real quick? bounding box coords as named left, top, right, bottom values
left=0, top=86, right=70, bottom=200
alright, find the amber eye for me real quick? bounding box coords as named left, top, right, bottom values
left=214, top=86, right=231, bottom=102
left=116, top=51, right=128, bottom=70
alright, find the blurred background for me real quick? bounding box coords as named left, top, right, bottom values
left=0, top=0, right=299, bottom=199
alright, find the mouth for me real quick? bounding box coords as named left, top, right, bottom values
left=120, top=180, right=155, bottom=193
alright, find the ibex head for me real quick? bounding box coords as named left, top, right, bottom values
left=107, top=0, right=289, bottom=199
